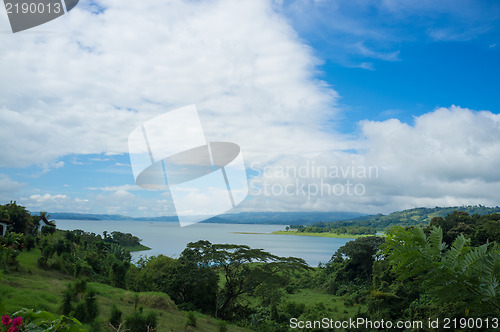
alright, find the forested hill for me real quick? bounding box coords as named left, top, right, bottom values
left=332, top=205, right=500, bottom=230
left=46, top=206, right=500, bottom=228
left=45, top=211, right=368, bottom=225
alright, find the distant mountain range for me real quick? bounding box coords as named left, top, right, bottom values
left=46, top=205, right=500, bottom=227
left=46, top=211, right=368, bottom=225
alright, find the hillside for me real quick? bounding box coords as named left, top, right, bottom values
left=0, top=249, right=249, bottom=332
left=46, top=206, right=500, bottom=229
left=334, top=205, right=500, bottom=230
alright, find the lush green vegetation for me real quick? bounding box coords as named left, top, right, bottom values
left=329, top=205, right=500, bottom=231
left=276, top=223, right=377, bottom=238
left=292, top=224, right=376, bottom=235
left=1, top=201, right=500, bottom=331
left=284, top=205, right=500, bottom=235
left=312, top=211, right=500, bottom=326
left=273, top=230, right=372, bottom=239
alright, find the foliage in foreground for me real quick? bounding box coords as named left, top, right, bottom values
left=2, top=309, right=85, bottom=332
left=381, top=226, right=500, bottom=317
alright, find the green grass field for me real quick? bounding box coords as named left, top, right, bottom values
left=285, top=288, right=360, bottom=316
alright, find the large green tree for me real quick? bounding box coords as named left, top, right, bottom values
left=320, top=236, right=385, bottom=296
left=179, top=240, right=309, bottom=320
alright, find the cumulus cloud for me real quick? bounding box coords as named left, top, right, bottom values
left=357, top=106, right=500, bottom=211
left=1, top=1, right=499, bottom=216
left=232, top=106, right=500, bottom=214
left=0, top=0, right=339, bottom=169
left=361, top=106, right=500, bottom=181
left=0, top=174, right=25, bottom=200
left=20, top=193, right=70, bottom=211
left=29, top=193, right=68, bottom=203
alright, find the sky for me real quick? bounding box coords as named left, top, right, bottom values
left=0, top=0, right=500, bottom=217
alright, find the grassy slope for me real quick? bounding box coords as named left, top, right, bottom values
left=350, top=205, right=500, bottom=230
left=0, top=249, right=248, bottom=332
left=286, top=288, right=360, bottom=317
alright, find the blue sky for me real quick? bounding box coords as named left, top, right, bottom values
left=1, top=0, right=500, bottom=217
left=280, top=0, right=500, bottom=128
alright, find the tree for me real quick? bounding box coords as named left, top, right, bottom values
left=179, top=240, right=310, bottom=320
left=426, top=211, right=475, bottom=245
left=2, top=201, right=34, bottom=235
left=320, top=236, right=385, bottom=296
left=333, top=236, right=385, bottom=280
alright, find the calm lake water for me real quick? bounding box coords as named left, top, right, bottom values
left=55, top=220, right=354, bottom=266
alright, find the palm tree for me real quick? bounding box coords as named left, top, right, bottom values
left=40, top=211, right=56, bottom=227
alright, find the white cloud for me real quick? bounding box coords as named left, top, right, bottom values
left=87, top=184, right=140, bottom=192
left=355, top=106, right=500, bottom=211
left=20, top=193, right=70, bottom=211
left=28, top=193, right=68, bottom=203
left=231, top=106, right=500, bottom=215
left=1, top=1, right=499, bottom=217
left=361, top=106, right=500, bottom=181
left=0, top=174, right=25, bottom=199
left=0, top=0, right=339, bottom=169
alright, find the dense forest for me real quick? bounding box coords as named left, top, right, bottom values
left=1, top=201, right=499, bottom=331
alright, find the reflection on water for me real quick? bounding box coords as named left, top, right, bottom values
left=56, top=219, right=354, bottom=267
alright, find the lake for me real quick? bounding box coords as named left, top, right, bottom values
left=55, top=219, right=355, bottom=266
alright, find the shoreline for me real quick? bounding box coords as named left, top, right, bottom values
left=272, top=231, right=375, bottom=239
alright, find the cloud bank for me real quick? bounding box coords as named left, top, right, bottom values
left=1, top=0, right=499, bottom=215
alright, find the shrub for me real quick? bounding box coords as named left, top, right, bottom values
left=41, top=225, right=56, bottom=235
left=60, top=289, right=73, bottom=316
left=124, top=310, right=158, bottom=332
left=109, top=304, right=122, bottom=328
left=74, top=260, right=93, bottom=278
left=0, top=245, right=20, bottom=270
left=74, top=301, right=87, bottom=323
left=185, top=311, right=197, bottom=328
left=23, top=234, right=36, bottom=251
left=85, top=289, right=99, bottom=321
left=219, top=320, right=228, bottom=332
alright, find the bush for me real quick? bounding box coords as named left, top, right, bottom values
left=109, top=304, right=122, bottom=328
left=41, top=225, right=56, bottom=235
left=185, top=311, right=197, bottom=328
left=85, top=289, right=99, bottom=321
left=74, top=260, right=93, bottom=278
left=23, top=234, right=36, bottom=251
left=219, top=320, right=228, bottom=332
left=0, top=245, right=20, bottom=270
left=282, top=301, right=306, bottom=318
left=60, top=289, right=73, bottom=316
left=124, top=310, right=158, bottom=332
left=74, top=301, right=87, bottom=323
